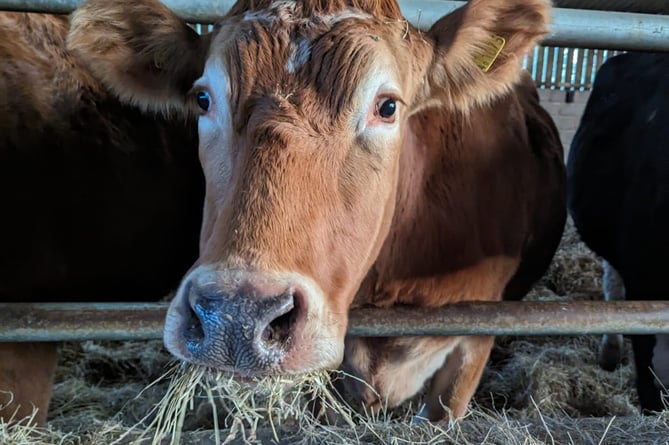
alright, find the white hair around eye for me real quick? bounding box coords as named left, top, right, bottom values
left=353, top=63, right=403, bottom=147
left=195, top=57, right=234, bottom=192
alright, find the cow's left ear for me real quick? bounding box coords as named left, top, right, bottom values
left=424, top=0, right=550, bottom=113
left=67, top=0, right=209, bottom=116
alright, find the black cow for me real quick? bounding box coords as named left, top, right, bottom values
left=567, top=51, right=669, bottom=413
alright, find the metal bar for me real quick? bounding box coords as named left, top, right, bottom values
left=584, top=48, right=596, bottom=90
left=534, top=47, right=545, bottom=88
left=553, top=0, right=669, bottom=15
left=554, top=46, right=565, bottom=89
left=2, top=301, right=669, bottom=342
left=545, top=8, right=669, bottom=51
left=564, top=47, right=575, bottom=89
left=546, top=46, right=556, bottom=87
left=0, top=0, right=236, bottom=21
left=0, top=302, right=167, bottom=342
left=1, top=1, right=668, bottom=51
left=348, top=301, right=669, bottom=337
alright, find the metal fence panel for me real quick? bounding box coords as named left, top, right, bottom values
left=524, top=47, right=625, bottom=90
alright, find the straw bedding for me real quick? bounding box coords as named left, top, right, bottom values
left=2, top=221, right=668, bottom=444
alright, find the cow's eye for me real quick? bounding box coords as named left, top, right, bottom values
left=377, top=98, right=396, bottom=121
left=196, top=91, right=211, bottom=112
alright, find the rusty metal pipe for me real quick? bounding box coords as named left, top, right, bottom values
left=1, top=301, right=669, bottom=342
left=0, top=302, right=166, bottom=342
left=1, top=1, right=669, bottom=51
left=347, top=301, right=669, bottom=337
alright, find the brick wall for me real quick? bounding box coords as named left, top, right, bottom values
left=537, top=89, right=591, bottom=160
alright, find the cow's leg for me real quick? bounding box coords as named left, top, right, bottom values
left=652, top=335, right=669, bottom=389
left=0, top=342, right=58, bottom=425
left=416, top=335, right=494, bottom=421
left=630, top=334, right=667, bottom=413
left=599, top=260, right=625, bottom=371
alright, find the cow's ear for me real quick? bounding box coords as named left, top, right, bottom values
left=424, top=0, right=549, bottom=113
left=67, top=0, right=208, bottom=116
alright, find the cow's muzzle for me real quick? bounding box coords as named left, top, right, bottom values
left=164, top=266, right=324, bottom=375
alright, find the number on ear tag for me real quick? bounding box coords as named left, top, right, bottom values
left=473, top=34, right=506, bottom=73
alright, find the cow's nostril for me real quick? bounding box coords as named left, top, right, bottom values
left=261, top=294, right=299, bottom=349
left=183, top=303, right=205, bottom=347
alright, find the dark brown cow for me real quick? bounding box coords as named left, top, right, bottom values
left=66, top=0, right=565, bottom=421
left=0, top=13, right=203, bottom=424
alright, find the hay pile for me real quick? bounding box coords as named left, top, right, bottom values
left=2, top=222, right=668, bottom=444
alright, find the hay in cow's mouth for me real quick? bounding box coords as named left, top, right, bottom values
left=130, top=363, right=376, bottom=445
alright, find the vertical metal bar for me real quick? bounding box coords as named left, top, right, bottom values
left=530, top=47, right=540, bottom=83
left=565, top=47, right=576, bottom=90
left=584, top=48, right=596, bottom=90
left=575, top=48, right=586, bottom=89
left=537, top=47, right=547, bottom=89
left=555, top=47, right=566, bottom=90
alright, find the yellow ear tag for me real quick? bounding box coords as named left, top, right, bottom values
left=473, top=34, right=506, bottom=73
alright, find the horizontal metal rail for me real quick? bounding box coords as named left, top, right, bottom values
left=1, top=301, right=669, bottom=342
left=554, top=0, right=669, bottom=15
left=1, top=1, right=668, bottom=51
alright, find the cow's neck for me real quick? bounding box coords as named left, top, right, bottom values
left=356, top=98, right=525, bottom=308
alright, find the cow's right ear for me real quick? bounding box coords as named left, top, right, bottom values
left=68, top=0, right=209, bottom=116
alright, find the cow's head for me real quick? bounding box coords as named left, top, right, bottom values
left=69, top=0, right=549, bottom=376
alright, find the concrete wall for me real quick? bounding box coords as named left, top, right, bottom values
left=537, top=89, right=592, bottom=160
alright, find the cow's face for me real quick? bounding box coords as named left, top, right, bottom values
left=69, top=0, right=548, bottom=377
left=168, top=10, right=430, bottom=375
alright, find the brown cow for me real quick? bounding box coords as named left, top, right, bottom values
left=67, top=0, right=565, bottom=421
left=0, top=12, right=203, bottom=424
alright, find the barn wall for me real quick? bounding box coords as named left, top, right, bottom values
left=538, top=89, right=591, bottom=160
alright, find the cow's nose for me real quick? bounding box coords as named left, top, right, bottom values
left=173, top=279, right=302, bottom=374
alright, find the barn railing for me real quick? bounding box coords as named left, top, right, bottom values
left=2, top=0, right=669, bottom=51
left=524, top=46, right=626, bottom=91
left=2, top=301, right=669, bottom=342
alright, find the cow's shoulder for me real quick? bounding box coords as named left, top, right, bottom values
left=0, top=12, right=69, bottom=54
left=568, top=52, right=669, bottom=271
left=580, top=53, right=669, bottom=127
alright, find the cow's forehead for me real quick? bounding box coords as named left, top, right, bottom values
left=206, top=2, right=409, bottom=127
left=240, top=0, right=373, bottom=26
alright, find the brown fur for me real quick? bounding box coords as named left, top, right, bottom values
left=69, top=0, right=565, bottom=421
left=67, top=0, right=209, bottom=115
left=0, top=10, right=203, bottom=424
left=0, top=13, right=97, bottom=134
left=0, top=343, right=58, bottom=425
left=0, top=341, right=51, bottom=424
left=415, top=336, right=495, bottom=420
left=228, top=0, right=403, bottom=19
